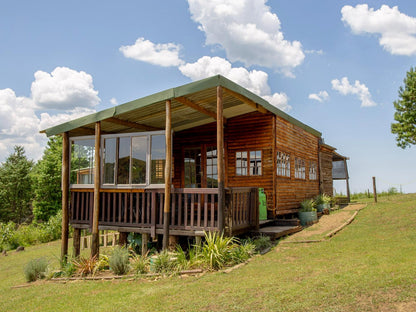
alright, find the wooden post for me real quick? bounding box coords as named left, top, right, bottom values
left=61, top=132, right=70, bottom=263
left=91, top=122, right=101, bottom=258
left=272, top=116, right=277, bottom=214
left=373, top=176, right=377, bottom=203
left=119, top=232, right=128, bottom=246
left=73, top=228, right=81, bottom=257
left=344, top=159, right=350, bottom=202
left=163, top=99, right=172, bottom=250
left=217, top=86, right=225, bottom=233
left=142, top=233, right=149, bottom=255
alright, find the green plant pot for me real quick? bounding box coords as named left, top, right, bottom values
left=324, top=203, right=330, bottom=209
left=316, top=204, right=325, bottom=212
left=298, top=211, right=317, bottom=226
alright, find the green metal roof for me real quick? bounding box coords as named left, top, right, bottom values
left=41, top=75, right=322, bottom=138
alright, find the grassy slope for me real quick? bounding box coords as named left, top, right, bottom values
left=1, top=194, right=416, bottom=311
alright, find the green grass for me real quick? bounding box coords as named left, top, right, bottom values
left=1, top=194, right=416, bottom=311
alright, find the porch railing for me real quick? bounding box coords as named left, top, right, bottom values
left=69, top=187, right=258, bottom=236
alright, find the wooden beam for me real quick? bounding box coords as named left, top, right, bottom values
left=105, top=117, right=161, bottom=131
left=223, top=87, right=268, bottom=114
left=61, top=132, right=70, bottom=263
left=217, top=86, right=225, bottom=233
left=175, top=96, right=227, bottom=125
left=163, top=99, right=172, bottom=250
left=91, top=122, right=101, bottom=258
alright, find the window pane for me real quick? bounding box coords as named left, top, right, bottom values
left=103, top=138, right=116, bottom=184
left=236, top=151, right=248, bottom=176
left=206, top=147, right=218, bottom=188
left=132, top=136, right=147, bottom=184
left=117, top=137, right=130, bottom=184
left=70, top=139, right=95, bottom=184
left=250, top=150, right=262, bottom=175
left=151, top=135, right=165, bottom=184
left=184, top=147, right=201, bottom=188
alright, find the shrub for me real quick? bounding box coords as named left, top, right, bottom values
left=72, top=256, right=98, bottom=276
left=0, top=222, right=18, bottom=251
left=199, top=231, right=236, bottom=270
left=252, top=235, right=273, bottom=253
left=230, top=241, right=255, bottom=264
left=109, top=246, right=130, bottom=275
left=43, top=211, right=62, bottom=241
left=131, top=252, right=150, bottom=274
left=93, top=254, right=110, bottom=276
left=24, top=258, right=48, bottom=282
left=151, top=250, right=176, bottom=274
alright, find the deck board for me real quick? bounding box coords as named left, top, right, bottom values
left=256, top=225, right=302, bottom=240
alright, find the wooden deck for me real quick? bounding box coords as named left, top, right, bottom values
left=256, top=225, right=302, bottom=240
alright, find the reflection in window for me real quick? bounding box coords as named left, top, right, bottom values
left=132, top=136, right=147, bottom=184
left=103, top=138, right=116, bottom=184
left=184, top=148, right=202, bottom=188
left=206, top=147, right=218, bottom=188
left=309, top=161, right=317, bottom=180
left=250, top=150, right=262, bottom=175
left=295, top=157, right=306, bottom=179
left=151, top=135, right=165, bottom=184
left=70, top=139, right=95, bottom=184
left=236, top=151, right=247, bottom=176
left=117, top=137, right=130, bottom=184
left=277, top=151, right=290, bottom=177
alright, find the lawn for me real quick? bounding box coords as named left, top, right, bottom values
left=1, top=194, right=416, bottom=311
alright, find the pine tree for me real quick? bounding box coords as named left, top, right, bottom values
left=391, top=67, right=416, bottom=148
left=32, top=136, right=62, bottom=222
left=0, top=146, right=34, bottom=223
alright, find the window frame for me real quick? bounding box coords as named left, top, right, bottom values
left=235, top=149, right=262, bottom=176
left=69, top=135, right=96, bottom=188
left=294, top=157, right=306, bottom=180
left=309, top=160, right=317, bottom=180
left=276, top=151, right=291, bottom=178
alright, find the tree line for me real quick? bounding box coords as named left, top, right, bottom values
left=0, top=136, right=62, bottom=224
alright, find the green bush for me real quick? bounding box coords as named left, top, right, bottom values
left=0, top=221, right=18, bottom=251
left=131, top=252, right=150, bottom=274
left=151, top=250, right=176, bottom=274
left=230, top=241, right=255, bottom=264
left=252, top=235, right=273, bottom=252
left=24, top=258, right=48, bottom=282
left=109, top=247, right=130, bottom=275
left=199, top=231, right=236, bottom=270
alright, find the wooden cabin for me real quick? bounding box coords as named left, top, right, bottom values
left=41, top=75, right=348, bottom=257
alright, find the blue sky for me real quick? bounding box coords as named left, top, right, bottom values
left=1, top=0, right=416, bottom=194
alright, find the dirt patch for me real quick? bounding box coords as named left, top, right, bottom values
left=282, top=204, right=366, bottom=242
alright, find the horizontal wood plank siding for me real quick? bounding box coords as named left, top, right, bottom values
left=320, top=146, right=334, bottom=196
left=226, top=112, right=274, bottom=215
left=275, top=115, right=320, bottom=214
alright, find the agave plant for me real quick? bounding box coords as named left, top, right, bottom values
left=299, top=199, right=316, bottom=212
left=199, top=231, right=237, bottom=270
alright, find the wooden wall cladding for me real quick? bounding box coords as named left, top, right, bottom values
left=226, top=112, right=275, bottom=214
left=320, top=147, right=334, bottom=196
left=275, top=116, right=320, bottom=214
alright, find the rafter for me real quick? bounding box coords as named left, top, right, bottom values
left=105, top=117, right=161, bottom=131
left=175, top=96, right=227, bottom=124
left=223, top=87, right=268, bottom=114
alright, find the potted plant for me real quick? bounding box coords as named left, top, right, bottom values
left=315, top=194, right=325, bottom=212
left=322, top=194, right=332, bottom=209
left=298, top=199, right=317, bottom=226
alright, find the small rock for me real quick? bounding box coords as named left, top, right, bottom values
left=16, top=246, right=25, bottom=252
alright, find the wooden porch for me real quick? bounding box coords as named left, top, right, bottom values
left=69, top=187, right=259, bottom=238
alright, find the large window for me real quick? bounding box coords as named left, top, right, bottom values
left=70, top=138, right=95, bottom=185
left=236, top=150, right=262, bottom=176
left=277, top=151, right=290, bottom=177
left=295, top=157, right=306, bottom=179
left=70, top=131, right=166, bottom=187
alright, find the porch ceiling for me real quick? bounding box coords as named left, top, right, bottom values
left=41, top=75, right=321, bottom=138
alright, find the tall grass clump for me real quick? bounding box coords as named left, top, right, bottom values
left=131, top=252, right=150, bottom=274
left=24, top=258, right=48, bottom=282
left=151, top=250, right=177, bottom=274
left=109, top=246, right=130, bottom=275
left=199, top=231, right=236, bottom=270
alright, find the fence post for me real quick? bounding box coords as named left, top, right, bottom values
left=372, top=176, right=377, bottom=203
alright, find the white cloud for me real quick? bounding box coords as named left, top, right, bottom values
left=120, top=37, right=184, bottom=67
left=179, top=56, right=291, bottom=112
left=0, top=67, right=99, bottom=162
left=31, top=67, right=100, bottom=110
left=331, top=77, right=376, bottom=107
left=341, top=4, right=416, bottom=56
left=187, top=0, right=304, bottom=75
left=309, top=91, right=329, bottom=102
left=110, top=97, right=118, bottom=106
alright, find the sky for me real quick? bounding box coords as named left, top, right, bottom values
left=1, top=0, right=416, bottom=194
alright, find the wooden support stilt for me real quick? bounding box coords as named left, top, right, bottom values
left=91, top=122, right=101, bottom=258
left=73, top=228, right=81, bottom=258
left=119, top=232, right=128, bottom=246
left=217, top=86, right=225, bottom=233
left=61, top=132, right=70, bottom=263
left=163, top=99, right=172, bottom=250
left=142, top=233, right=149, bottom=255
